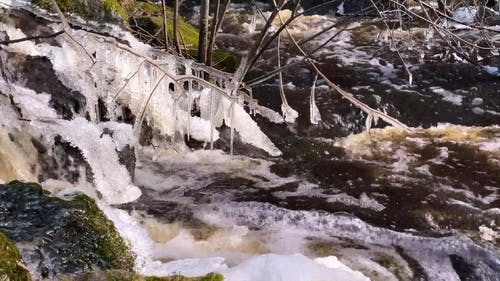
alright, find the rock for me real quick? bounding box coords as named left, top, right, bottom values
left=1, top=51, right=87, bottom=120
left=63, top=270, right=224, bottom=281
left=31, top=0, right=128, bottom=23
left=0, top=231, right=32, bottom=281
left=340, top=0, right=374, bottom=15
left=0, top=181, right=135, bottom=279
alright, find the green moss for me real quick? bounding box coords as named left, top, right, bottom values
left=129, top=3, right=200, bottom=50
left=0, top=181, right=135, bottom=274
left=103, top=0, right=128, bottom=21
left=186, top=49, right=237, bottom=72
left=137, top=2, right=162, bottom=14
left=66, top=194, right=135, bottom=270
left=31, top=0, right=127, bottom=22
left=0, top=232, right=32, bottom=281
left=66, top=270, right=223, bottom=281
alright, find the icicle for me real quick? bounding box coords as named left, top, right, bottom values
left=309, top=74, right=321, bottom=125
left=249, top=88, right=255, bottom=115
left=229, top=99, right=235, bottom=155
left=209, top=89, right=214, bottom=150
left=172, top=98, right=178, bottom=146
left=133, top=73, right=167, bottom=137
left=187, top=80, right=193, bottom=141
left=365, top=114, right=374, bottom=131
left=249, top=6, right=257, bottom=33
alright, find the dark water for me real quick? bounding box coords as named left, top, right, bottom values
left=118, top=6, right=500, bottom=281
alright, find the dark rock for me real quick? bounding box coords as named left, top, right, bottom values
left=0, top=181, right=135, bottom=279
left=117, top=144, right=136, bottom=181
left=37, top=136, right=94, bottom=184
left=340, top=0, right=374, bottom=15
left=1, top=51, right=86, bottom=120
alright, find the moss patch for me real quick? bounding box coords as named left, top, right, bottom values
left=0, top=181, right=135, bottom=277
left=31, top=0, right=128, bottom=22
left=103, top=0, right=128, bottom=21
left=62, top=270, right=223, bottom=281
left=129, top=8, right=199, bottom=50
left=0, top=232, right=32, bottom=281
left=186, top=49, right=237, bottom=73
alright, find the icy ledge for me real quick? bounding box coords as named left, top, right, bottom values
left=0, top=20, right=282, bottom=156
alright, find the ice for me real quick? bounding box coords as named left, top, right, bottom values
left=222, top=254, right=369, bottom=281
left=369, top=58, right=397, bottom=79
left=327, top=192, right=385, bottom=212
left=1, top=21, right=280, bottom=155
left=430, top=87, right=463, bottom=106
left=453, top=7, right=479, bottom=24
left=4, top=84, right=58, bottom=120
left=257, top=105, right=285, bottom=124
left=337, top=1, right=345, bottom=15
left=197, top=89, right=282, bottom=156
left=310, top=76, right=322, bottom=125
left=98, top=122, right=136, bottom=150
left=483, top=65, right=499, bottom=76
left=282, top=103, right=299, bottom=124
left=34, top=117, right=141, bottom=204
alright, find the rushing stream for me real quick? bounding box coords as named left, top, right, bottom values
left=0, top=1, right=499, bottom=281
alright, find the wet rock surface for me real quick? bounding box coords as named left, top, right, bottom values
left=0, top=181, right=135, bottom=279
left=1, top=51, right=86, bottom=120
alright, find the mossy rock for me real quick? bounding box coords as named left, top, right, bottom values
left=129, top=4, right=199, bottom=50
left=0, top=181, right=135, bottom=279
left=185, top=49, right=237, bottom=73
left=0, top=232, right=32, bottom=281
left=61, top=270, right=223, bottom=281
left=31, top=0, right=128, bottom=22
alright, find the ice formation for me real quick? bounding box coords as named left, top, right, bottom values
left=0, top=20, right=281, bottom=156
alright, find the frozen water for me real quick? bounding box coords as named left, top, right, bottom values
left=34, top=117, right=141, bottom=204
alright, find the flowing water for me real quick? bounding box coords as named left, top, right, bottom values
left=0, top=2, right=499, bottom=281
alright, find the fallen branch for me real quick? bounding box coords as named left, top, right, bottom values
left=0, top=31, right=64, bottom=45
left=277, top=12, right=413, bottom=132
